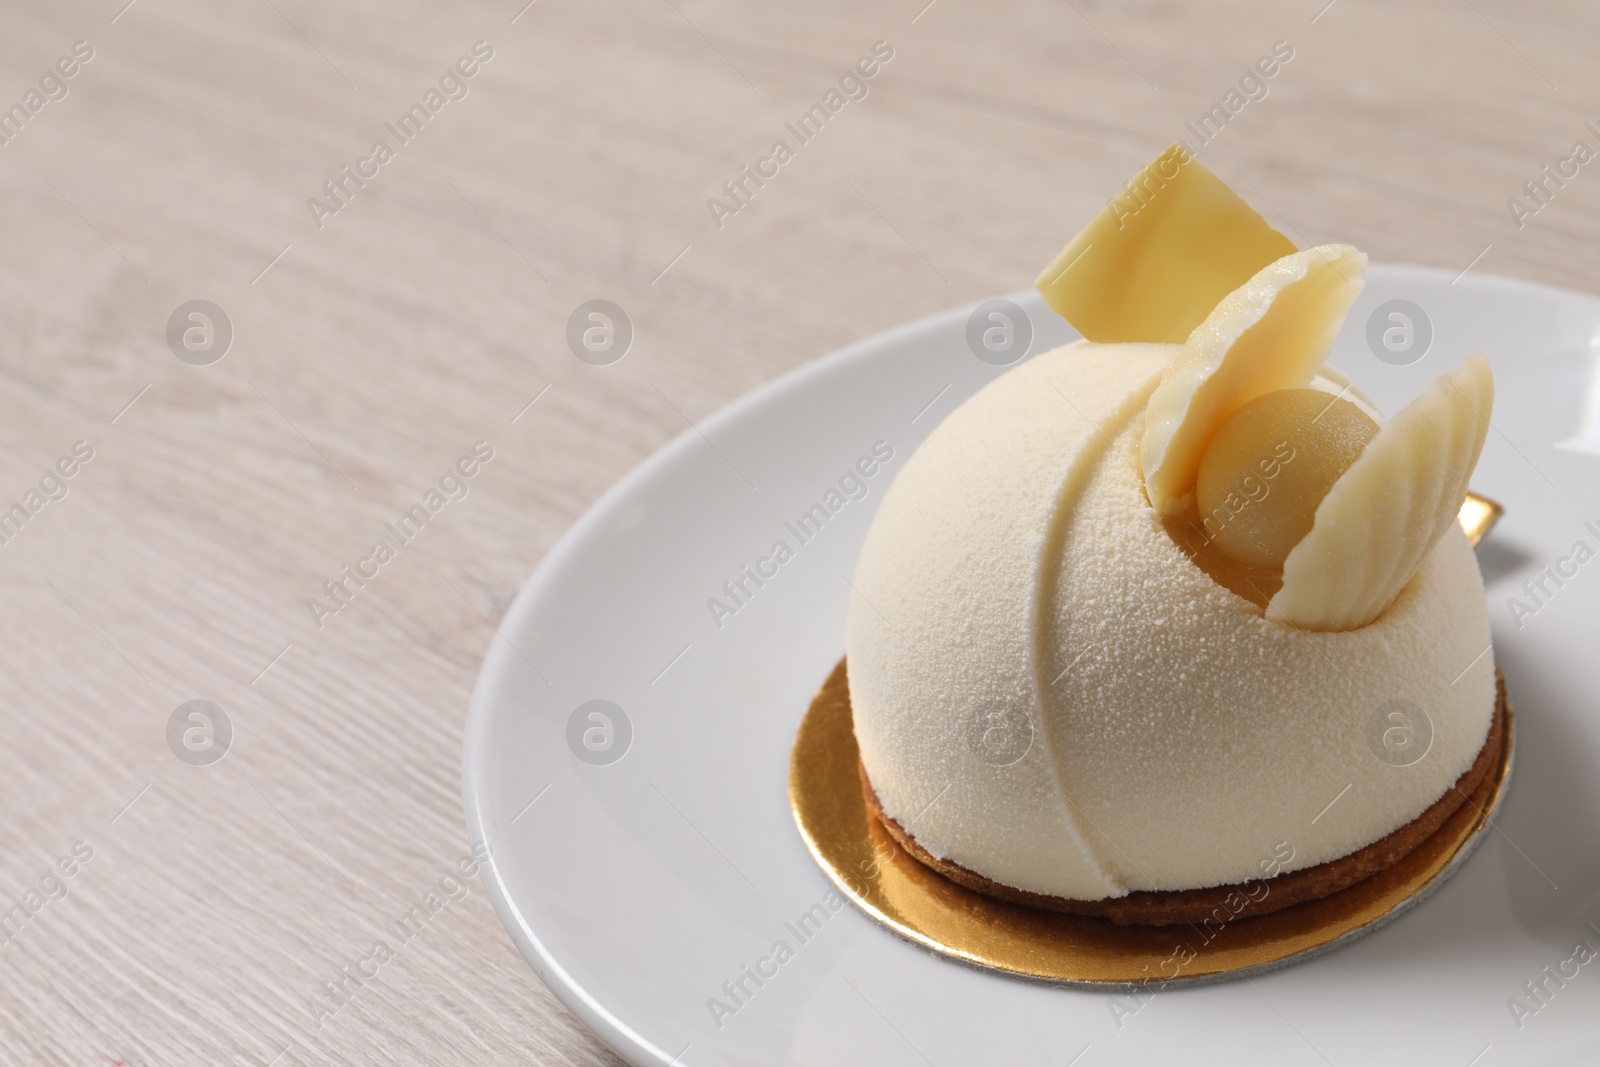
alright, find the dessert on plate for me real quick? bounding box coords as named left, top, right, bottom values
left=842, top=146, right=1504, bottom=926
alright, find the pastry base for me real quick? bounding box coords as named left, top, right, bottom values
left=864, top=671, right=1506, bottom=926
left=788, top=657, right=1514, bottom=986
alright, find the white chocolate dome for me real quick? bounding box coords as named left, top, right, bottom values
left=847, top=341, right=1496, bottom=899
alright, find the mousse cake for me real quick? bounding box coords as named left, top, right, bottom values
left=843, top=146, right=1502, bottom=926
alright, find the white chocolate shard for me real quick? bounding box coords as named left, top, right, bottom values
left=1034, top=144, right=1295, bottom=344
left=1268, top=355, right=1494, bottom=631
left=1140, top=245, right=1367, bottom=514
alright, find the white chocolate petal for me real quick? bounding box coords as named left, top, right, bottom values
left=1140, top=245, right=1367, bottom=513
left=1268, top=355, right=1494, bottom=631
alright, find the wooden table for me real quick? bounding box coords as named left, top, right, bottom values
left=1, top=0, right=1594, bottom=1062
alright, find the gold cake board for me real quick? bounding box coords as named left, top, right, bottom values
left=788, top=659, right=1514, bottom=988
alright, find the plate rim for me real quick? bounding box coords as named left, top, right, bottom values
left=462, top=277, right=990, bottom=1067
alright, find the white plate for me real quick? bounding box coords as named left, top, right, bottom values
left=464, top=267, right=1600, bottom=1066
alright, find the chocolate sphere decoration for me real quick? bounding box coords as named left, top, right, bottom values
left=1196, top=388, right=1379, bottom=569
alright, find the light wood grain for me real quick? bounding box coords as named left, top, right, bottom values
left=0, top=0, right=1596, bottom=1062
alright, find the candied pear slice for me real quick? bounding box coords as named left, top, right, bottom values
left=1034, top=145, right=1296, bottom=344
left=1268, top=356, right=1495, bottom=631
left=1140, top=245, right=1367, bottom=514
